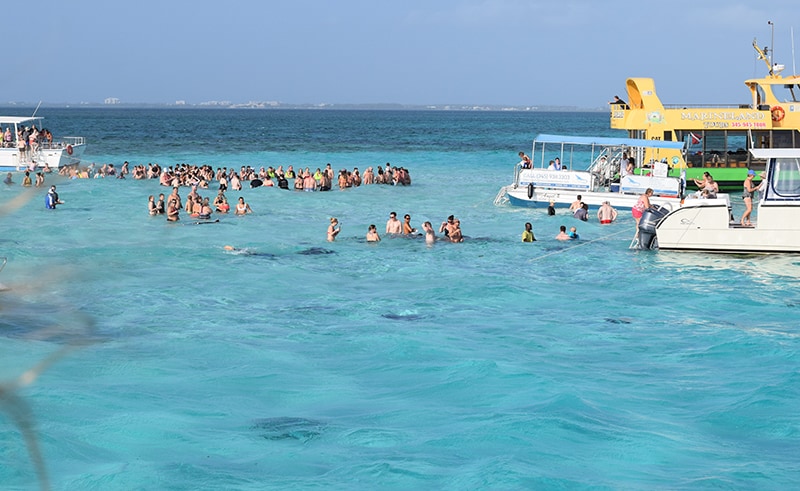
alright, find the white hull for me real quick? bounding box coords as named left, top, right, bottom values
left=0, top=115, right=86, bottom=172
left=497, top=134, right=687, bottom=211
left=656, top=200, right=800, bottom=253
left=506, top=186, right=682, bottom=210
left=654, top=149, right=800, bottom=254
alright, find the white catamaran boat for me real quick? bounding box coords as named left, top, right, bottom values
left=640, top=149, right=800, bottom=253
left=0, top=116, right=85, bottom=172
left=494, top=134, right=687, bottom=210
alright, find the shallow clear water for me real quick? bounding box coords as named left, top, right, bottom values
left=1, top=109, right=799, bottom=489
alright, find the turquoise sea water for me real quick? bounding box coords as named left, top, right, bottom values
left=1, top=108, right=799, bottom=490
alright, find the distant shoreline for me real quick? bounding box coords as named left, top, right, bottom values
left=0, top=102, right=607, bottom=112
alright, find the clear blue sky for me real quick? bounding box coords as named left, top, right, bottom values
left=8, top=0, right=799, bottom=107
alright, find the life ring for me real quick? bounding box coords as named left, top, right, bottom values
left=66, top=144, right=73, bottom=155
left=527, top=183, right=534, bottom=199
left=771, top=106, right=785, bottom=122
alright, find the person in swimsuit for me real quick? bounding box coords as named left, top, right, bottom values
left=327, top=217, right=341, bottom=242
left=148, top=195, right=158, bottom=215
left=422, top=221, right=436, bottom=245
left=597, top=201, right=618, bottom=224
left=235, top=197, right=252, bottom=215
left=402, top=214, right=417, bottom=235
left=366, top=224, right=381, bottom=242
left=166, top=198, right=180, bottom=222
left=386, top=212, right=402, bottom=234
left=518, top=151, right=532, bottom=169
left=632, top=188, right=653, bottom=236
left=741, top=169, right=763, bottom=226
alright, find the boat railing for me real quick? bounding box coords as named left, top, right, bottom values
left=40, top=136, right=85, bottom=150
left=661, top=103, right=758, bottom=110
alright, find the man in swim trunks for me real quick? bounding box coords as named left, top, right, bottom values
left=597, top=201, right=618, bottom=224
left=386, top=212, right=402, bottom=234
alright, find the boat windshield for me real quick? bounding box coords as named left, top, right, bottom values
left=772, top=83, right=800, bottom=103
left=769, top=158, right=800, bottom=198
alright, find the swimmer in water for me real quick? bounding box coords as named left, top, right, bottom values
left=366, top=224, right=380, bottom=242
left=327, top=217, right=341, bottom=242
left=422, top=221, right=436, bottom=245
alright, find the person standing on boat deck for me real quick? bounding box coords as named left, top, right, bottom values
left=632, top=188, right=653, bottom=236
left=519, top=151, right=532, bottom=169
left=554, top=157, right=562, bottom=171
left=619, top=153, right=630, bottom=177
left=522, top=222, right=536, bottom=242
left=386, top=212, right=402, bottom=234
left=547, top=160, right=556, bottom=170
left=741, top=169, right=763, bottom=226
left=597, top=201, right=618, bottom=224
left=609, top=95, right=627, bottom=107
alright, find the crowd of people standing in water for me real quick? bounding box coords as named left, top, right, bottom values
left=63, top=160, right=412, bottom=191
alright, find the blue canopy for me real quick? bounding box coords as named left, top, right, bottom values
left=534, top=134, right=685, bottom=150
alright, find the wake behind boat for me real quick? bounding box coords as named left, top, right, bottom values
left=494, top=134, right=687, bottom=210
left=0, top=116, right=86, bottom=172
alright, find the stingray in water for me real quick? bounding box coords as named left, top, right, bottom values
left=251, top=417, right=326, bottom=442
left=296, top=247, right=336, bottom=256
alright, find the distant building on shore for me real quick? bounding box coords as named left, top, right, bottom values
left=104, top=97, right=120, bottom=105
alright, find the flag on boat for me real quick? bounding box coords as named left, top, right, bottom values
left=689, top=132, right=702, bottom=145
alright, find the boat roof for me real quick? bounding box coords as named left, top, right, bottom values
left=534, top=134, right=685, bottom=150
left=0, top=116, right=43, bottom=125
left=750, top=148, right=800, bottom=159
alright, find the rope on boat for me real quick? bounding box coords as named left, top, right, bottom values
left=528, top=228, right=633, bottom=262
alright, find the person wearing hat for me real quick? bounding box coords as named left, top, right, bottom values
left=45, top=185, right=63, bottom=209
left=741, top=169, right=763, bottom=226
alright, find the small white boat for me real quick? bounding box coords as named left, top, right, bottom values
left=0, top=116, right=85, bottom=172
left=643, top=149, right=800, bottom=253
left=494, top=134, right=687, bottom=210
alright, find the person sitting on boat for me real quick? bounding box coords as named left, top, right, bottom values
left=518, top=151, right=532, bottom=169
left=547, top=160, right=556, bottom=170
left=554, top=157, right=562, bottom=171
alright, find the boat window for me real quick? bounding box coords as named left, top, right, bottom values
left=769, top=158, right=800, bottom=198
left=775, top=84, right=799, bottom=103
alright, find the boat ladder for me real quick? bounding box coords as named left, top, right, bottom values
left=493, top=186, right=510, bottom=205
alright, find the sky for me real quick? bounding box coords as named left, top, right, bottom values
left=7, top=0, right=800, bottom=108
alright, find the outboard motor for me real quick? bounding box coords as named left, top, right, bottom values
left=637, top=205, right=670, bottom=249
